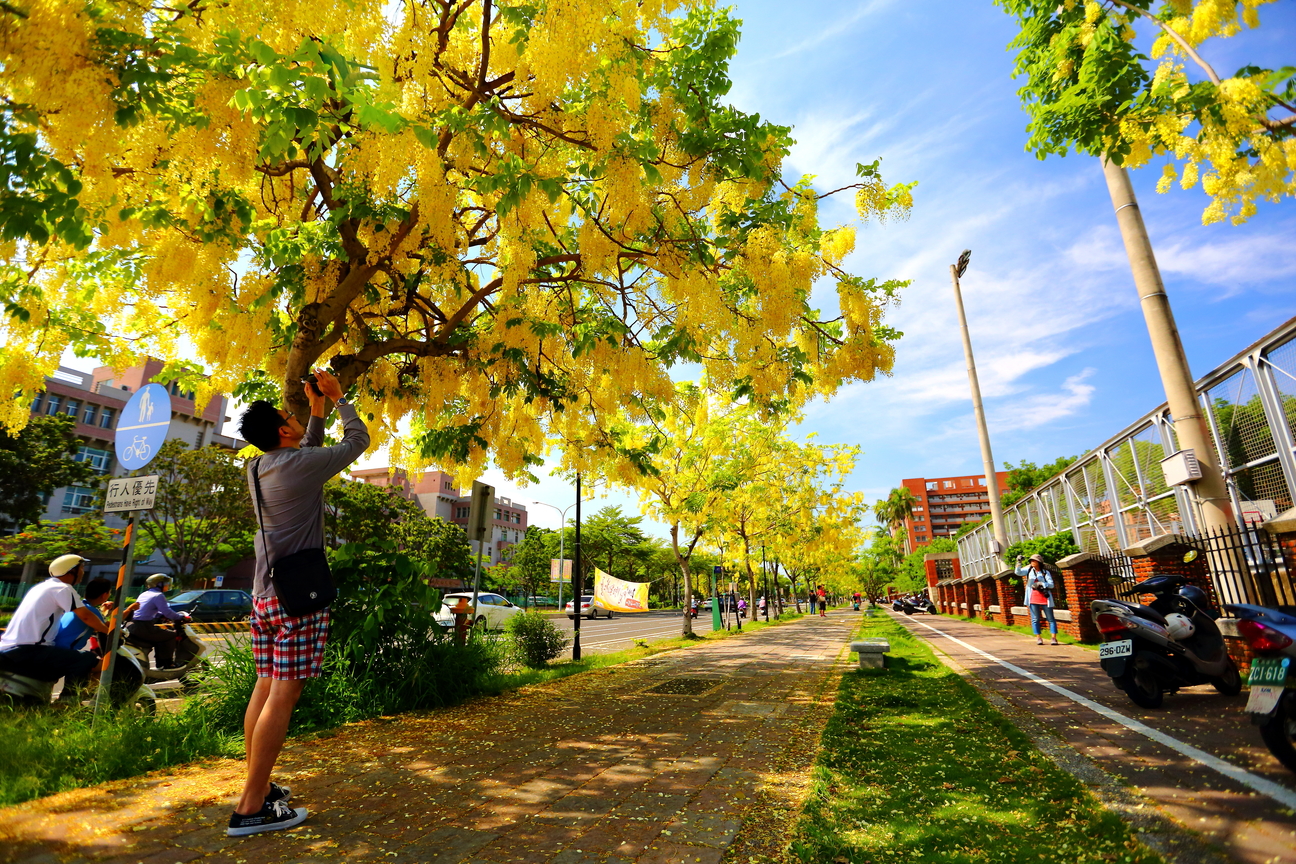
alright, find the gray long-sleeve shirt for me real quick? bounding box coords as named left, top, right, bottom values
left=248, top=404, right=370, bottom=599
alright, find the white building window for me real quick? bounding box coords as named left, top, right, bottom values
left=62, top=486, right=96, bottom=515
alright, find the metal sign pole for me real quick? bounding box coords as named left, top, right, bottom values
left=466, top=481, right=494, bottom=626
left=93, top=512, right=137, bottom=721
left=711, top=566, right=722, bottom=632
left=469, top=538, right=485, bottom=623
left=572, top=473, right=583, bottom=661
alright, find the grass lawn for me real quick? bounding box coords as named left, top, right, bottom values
left=786, top=615, right=1159, bottom=864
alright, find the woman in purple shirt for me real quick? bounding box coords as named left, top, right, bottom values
left=125, top=574, right=187, bottom=668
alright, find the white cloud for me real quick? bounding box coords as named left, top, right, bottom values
left=998, top=368, right=1098, bottom=430
left=1064, top=224, right=1296, bottom=291
left=766, top=0, right=898, bottom=61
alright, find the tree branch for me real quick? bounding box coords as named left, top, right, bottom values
left=1106, top=0, right=1219, bottom=86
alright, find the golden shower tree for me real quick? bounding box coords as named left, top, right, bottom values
left=1, top=0, right=911, bottom=475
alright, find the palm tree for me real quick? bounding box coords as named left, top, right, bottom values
left=874, top=487, right=919, bottom=554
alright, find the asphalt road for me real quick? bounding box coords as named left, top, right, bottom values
left=103, top=609, right=771, bottom=704
left=190, top=608, right=749, bottom=659
left=187, top=606, right=783, bottom=660
left=550, top=609, right=721, bottom=652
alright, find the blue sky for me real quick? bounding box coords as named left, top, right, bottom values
left=729, top=0, right=1296, bottom=523
left=518, top=0, right=1296, bottom=535
left=70, top=1, right=1296, bottom=539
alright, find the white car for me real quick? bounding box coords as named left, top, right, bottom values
left=565, top=595, right=614, bottom=620
left=434, top=592, right=523, bottom=630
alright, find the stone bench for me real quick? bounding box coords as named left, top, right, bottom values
left=850, top=639, right=890, bottom=669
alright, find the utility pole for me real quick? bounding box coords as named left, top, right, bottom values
left=1101, top=160, right=1234, bottom=533
left=572, top=473, right=583, bottom=660
left=950, top=250, right=1009, bottom=566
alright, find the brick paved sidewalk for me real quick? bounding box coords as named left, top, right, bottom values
left=891, top=611, right=1296, bottom=864
left=0, top=614, right=857, bottom=864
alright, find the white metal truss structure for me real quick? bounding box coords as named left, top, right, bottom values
left=958, top=317, right=1296, bottom=579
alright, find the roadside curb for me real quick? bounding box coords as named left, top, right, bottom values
left=188, top=621, right=249, bottom=634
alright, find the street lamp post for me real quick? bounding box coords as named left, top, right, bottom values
left=950, top=250, right=1009, bottom=568
left=530, top=498, right=583, bottom=611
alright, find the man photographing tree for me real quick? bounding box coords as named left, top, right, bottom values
left=230, top=369, right=369, bottom=837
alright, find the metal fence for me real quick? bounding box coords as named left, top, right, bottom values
left=1074, top=526, right=1292, bottom=617
left=960, top=317, right=1296, bottom=579
left=0, top=581, right=35, bottom=605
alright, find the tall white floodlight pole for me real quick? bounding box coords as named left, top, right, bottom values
left=531, top=498, right=579, bottom=609
left=950, top=250, right=1009, bottom=568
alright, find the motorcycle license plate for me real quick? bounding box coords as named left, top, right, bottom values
left=1248, top=656, right=1290, bottom=687
left=1099, top=639, right=1133, bottom=659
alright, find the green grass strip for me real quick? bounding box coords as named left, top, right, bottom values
left=0, top=704, right=242, bottom=808
left=787, top=616, right=1160, bottom=864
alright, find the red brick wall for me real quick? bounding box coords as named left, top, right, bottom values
left=1129, top=547, right=1217, bottom=610
left=997, top=575, right=1020, bottom=626
left=1058, top=558, right=1111, bottom=643
left=976, top=579, right=995, bottom=621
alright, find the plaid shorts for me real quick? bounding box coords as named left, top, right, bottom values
left=251, top=595, right=329, bottom=680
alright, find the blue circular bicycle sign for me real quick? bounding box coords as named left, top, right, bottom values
left=114, top=383, right=172, bottom=470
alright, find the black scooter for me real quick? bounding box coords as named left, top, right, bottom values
left=1091, top=571, right=1241, bottom=708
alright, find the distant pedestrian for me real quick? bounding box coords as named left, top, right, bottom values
left=817, top=584, right=827, bottom=617
left=230, top=369, right=369, bottom=837
left=1016, top=554, right=1059, bottom=646
left=807, top=590, right=816, bottom=615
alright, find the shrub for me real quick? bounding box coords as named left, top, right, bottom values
left=194, top=540, right=509, bottom=735
left=1005, top=530, right=1081, bottom=568
left=506, top=611, right=569, bottom=668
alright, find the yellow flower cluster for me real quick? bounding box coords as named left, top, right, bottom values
left=1131, top=0, right=1291, bottom=224
left=0, top=0, right=907, bottom=488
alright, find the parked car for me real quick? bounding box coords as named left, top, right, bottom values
left=565, top=595, right=614, bottom=619
left=701, top=597, right=737, bottom=612
left=166, top=590, right=253, bottom=622
left=434, top=592, right=523, bottom=630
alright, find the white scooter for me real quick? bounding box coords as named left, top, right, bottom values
left=0, top=643, right=158, bottom=711
left=122, top=618, right=212, bottom=692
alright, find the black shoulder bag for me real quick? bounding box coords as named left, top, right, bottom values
left=251, top=457, right=337, bottom=617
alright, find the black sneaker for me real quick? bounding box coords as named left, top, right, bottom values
left=266, top=781, right=291, bottom=803
left=226, top=800, right=308, bottom=836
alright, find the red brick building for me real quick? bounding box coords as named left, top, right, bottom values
left=349, top=467, right=528, bottom=565
left=901, top=472, right=1009, bottom=548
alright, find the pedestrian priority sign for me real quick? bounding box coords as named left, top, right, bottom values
left=105, top=475, right=160, bottom=513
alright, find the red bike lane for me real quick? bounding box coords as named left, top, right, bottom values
left=890, top=610, right=1296, bottom=864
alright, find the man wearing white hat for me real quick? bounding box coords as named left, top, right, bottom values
left=0, top=554, right=111, bottom=692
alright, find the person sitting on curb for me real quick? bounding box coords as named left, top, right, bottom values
left=1016, top=554, right=1059, bottom=646
left=55, top=577, right=114, bottom=652
left=0, top=555, right=111, bottom=698
left=51, top=577, right=114, bottom=704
